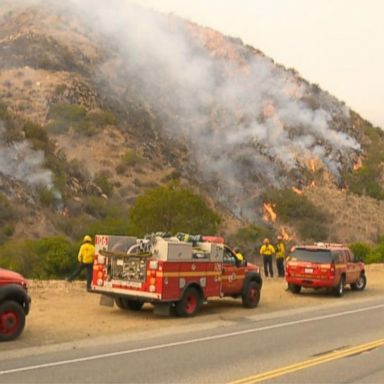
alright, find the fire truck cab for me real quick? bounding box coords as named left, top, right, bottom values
left=90, top=234, right=262, bottom=316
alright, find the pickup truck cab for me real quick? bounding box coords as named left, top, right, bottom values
left=0, top=268, right=31, bottom=341
left=285, top=243, right=366, bottom=297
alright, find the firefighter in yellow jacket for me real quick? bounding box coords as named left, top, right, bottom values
left=260, top=238, right=275, bottom=278
left=275, top=235, right=286, bottom=277
left=66, top=235, right=95, bottom=290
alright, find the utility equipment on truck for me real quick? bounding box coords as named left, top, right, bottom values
left=90, top=234, right=262, bottom=316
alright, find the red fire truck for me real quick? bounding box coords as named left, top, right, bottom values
left=90, top=234, right=262, bottom=316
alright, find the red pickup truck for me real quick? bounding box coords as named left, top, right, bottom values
left=285, top=243, right=366, bottom=297
left=0, top=267, right=31, bottom=341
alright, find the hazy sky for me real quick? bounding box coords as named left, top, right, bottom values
left=132, top=0, right=384, bottom=128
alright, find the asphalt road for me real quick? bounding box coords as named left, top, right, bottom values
left=1, top=296, right=383, bottom=384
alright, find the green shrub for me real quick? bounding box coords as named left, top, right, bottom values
left=116, top=150, right=141, bottom=174
left=129, top=182, right=221, bottom=236
left=23, top=121, right=51, bottom=151
left=87, top=110, right=118, bottom=127
left=48, top=103, right=87, bottom=134
left=36, top=186, right=56, bottom=207
left=0, top=193, right=16, bottom=223
left=364, top=250, right=384, bottom=264
left=49, top=103, right=86, bottom=121
left=73, top=119, right=96, bottom=137
left=84, top=196, right=109, bottom=219
left=349, top=239, right=384, bottom=264
left=48, top=104, right=117, bottom=137
left=94, top=172, right=113, bottom=197
left=349, top=242, right=372, bottom=261
left=0, top=237, right=78, bottom=278
left=0, top=194, right=16, bottom=244
left=344, top=124, right=384, bottom=200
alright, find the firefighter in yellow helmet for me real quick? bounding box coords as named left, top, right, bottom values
left=260, top=238, right=275, bottom=278
left=66, top=235, right=95, bottom=291
left=234, top=247, right=244, bottom=263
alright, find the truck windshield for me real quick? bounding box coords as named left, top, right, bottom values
left=289, top=248, right=332, bottom=263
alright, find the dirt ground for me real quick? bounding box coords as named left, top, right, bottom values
left=2, top=264, right=383, bottom=351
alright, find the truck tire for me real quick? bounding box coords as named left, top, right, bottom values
left=351, top=273, right=367, bottom=291
left=0, top=300, right=26, bottom=341
left=115, top=297, right=144, bottom=311
left=288, top=283, right=301, bottom=294
left=334, top=276, right=345, bottom=297
left=242, top=280, right=261, bottom=308
left=175, top=286, right=201, bottom=317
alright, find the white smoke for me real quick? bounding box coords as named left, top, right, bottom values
left=3, top=1, right=362, bottom=219
left=0, top=121, right=55, bottom=191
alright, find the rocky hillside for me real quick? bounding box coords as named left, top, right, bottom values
left=1, top=0, right=384, bottom=244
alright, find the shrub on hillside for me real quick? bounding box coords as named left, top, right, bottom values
left=116, top=149, right=141, bottom=174
left=48, top=104, right=118, bottom=136
left=129, top=182, right=221, bottom=236
left=36, top=185, right=56, bottom=207
left=87, top=110, right=118, bottom=127
left=0, top=194, right=17, bottom=244
left=93, top=172, right=113, bottom=197
left=345, top=124, right=384, bottom=200
left=48, top=103, right=87, bottom=134
left=0, top=237, right=78, bottom=279
left=349, top=242, right=372, bottom=261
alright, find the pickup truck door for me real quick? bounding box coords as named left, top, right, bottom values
left=345, top=250, right=360, bottom=283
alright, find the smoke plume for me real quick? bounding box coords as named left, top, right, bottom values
left=0, top=121, right=56, bottom=194
left=3, top=1, right=361, bottom=220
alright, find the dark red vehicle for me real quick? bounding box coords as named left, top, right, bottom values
left=0, top=267, right=31, bottom=341
left=285, top=243, right=366, bottom=297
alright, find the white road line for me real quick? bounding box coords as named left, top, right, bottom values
left=1, top=303, right=384, bottom=376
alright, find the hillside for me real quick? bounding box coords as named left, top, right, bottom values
left=1, top=1, right=384, bottom=246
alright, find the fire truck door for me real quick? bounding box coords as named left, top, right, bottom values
left=221, top=247, right=244, bottom=294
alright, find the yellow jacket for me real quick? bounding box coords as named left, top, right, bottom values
left=276, top=241, right=286, bottom=259
left=260, top=244, right=275, bottom=256
left=78, top=242, right=95, bottom=264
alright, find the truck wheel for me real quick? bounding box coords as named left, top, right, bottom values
left=175, top=287, right=201, bottom=317
left=242, top=281, right=261, bottom=308
left=334, top=276, right=345, bottom=297
left=351, top=273, right=367, bottom=291
left=0, top=301, right=25, bottom=341
left=288, top=283, right=301, bottom=294
left=115, top=297, right=128, bottom=309
left=115, top=297, right=144, bottom=311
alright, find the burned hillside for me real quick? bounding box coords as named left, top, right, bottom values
left=0, top=1, right=384, bottom=244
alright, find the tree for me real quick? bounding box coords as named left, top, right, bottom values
left=129, top=183, right=221, bottom=236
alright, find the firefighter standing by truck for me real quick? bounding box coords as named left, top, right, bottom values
left=66, top=235, right=95, bottom=291
left=275, top=235, right=286, bottom=277
left=260, top=238, right=275, bottom=278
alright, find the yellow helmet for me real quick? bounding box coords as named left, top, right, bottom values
left=83, top=235, right=92, bottom=243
